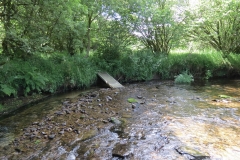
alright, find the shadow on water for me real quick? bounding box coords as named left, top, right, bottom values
left=0, top=79, right=240, bottom=159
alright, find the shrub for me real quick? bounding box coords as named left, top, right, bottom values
left=174, top=71, right=194, bottom=84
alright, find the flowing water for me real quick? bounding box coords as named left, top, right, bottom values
left=0, top=80, right=240, bottom=160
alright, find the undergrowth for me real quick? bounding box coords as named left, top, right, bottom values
left=1, top=49, right=240, bottom=100
left=0, top=54, right=97, bottom=98
left=174, top=71, right=194, bottom=84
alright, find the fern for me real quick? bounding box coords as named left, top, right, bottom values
left=0, top=84, right=16, bottom=97
left=13, top=72, right=48, bottom=96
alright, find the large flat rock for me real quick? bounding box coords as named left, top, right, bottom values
left=97, top=72, right=124, bottom=88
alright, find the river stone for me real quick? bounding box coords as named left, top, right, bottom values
left=102, top=120, right=108, bottom=123
left=63, top=101, right=70, bottom=105
left=90, top=92, right=99, bottom=98
left=132, top=103, right=140, bottom=109
left=137, top=95, right=143, bottom=99
left=132, top=103, right=137, bottom=109
left=109, top=117, right=121, bottom=125
left=175, top=146, right=210, bottom=159
left=112, top=143, right=133, bottom=159
left=48, top=134, right=55, bottom=139
left=32, top=122, right=39, bottom=125
left=107, top=96, right=112, bottom=101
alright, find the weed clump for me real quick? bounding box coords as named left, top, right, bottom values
left=174, top=71, right=194, bottom=84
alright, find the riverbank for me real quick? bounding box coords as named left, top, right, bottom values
left=1, top=50, right=240, bottom=115
left=0, top=94, right=50, bottom=116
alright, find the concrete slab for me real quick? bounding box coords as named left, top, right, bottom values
left=97, top=72, right=124, bottom=88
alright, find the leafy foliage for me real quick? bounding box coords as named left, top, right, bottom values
left=0, top=84, right=16, bottom=97
left=185, top=0, right=240, bottom=54
left=1, top=0, right=240, bottom=103
left=0, top=54, right=97, bottom=97
left=174, top=71, right=194, bottom=84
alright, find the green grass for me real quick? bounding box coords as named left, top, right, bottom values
left=1, top=48, right=240, bottom=100
left=157, top=49, right=240, bottom=79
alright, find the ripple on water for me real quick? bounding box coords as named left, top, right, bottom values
left=165, top=116, right=240, bottom=159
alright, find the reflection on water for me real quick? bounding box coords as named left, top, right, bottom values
left=146, top=79, right=240, bottom=160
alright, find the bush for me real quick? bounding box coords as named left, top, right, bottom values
left=93, top=49, right=160, bottom=82
left=174, top=71, right=194, bottom=84
left=124, top=50, right=159, bottom=81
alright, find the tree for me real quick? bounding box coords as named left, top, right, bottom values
left=185, top=0, right=240, bottom=54
left=0, top=0, right=87, bottom=57
left=96, top=17, right=135, bottom=60
left=80, top=0, right=106, bottom=56
left=118, top=0, right=185, bottom=54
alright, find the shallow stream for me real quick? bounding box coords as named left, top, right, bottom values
left=0, top=80, right=240, bottom=160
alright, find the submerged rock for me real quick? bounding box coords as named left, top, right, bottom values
left=112, top=143, right=133, bottom=159
left=109, top=117, right=121, bottom=125
left=175, top=146, right=210, bottom=160
left=48, top=134, right=55, bottom=140
left=137, top=95, right=143, bottom=99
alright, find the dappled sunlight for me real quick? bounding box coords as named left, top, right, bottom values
left=167, top=116, right=240, bottom=159
left=1, top=80, right=240, bottom=159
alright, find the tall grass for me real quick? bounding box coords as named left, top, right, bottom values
left=157, top=49, right=239, bottom=79
left=1, top=49, right=240, bottom=99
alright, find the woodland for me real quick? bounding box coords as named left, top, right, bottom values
left=0, top=0, right=240, bottom=102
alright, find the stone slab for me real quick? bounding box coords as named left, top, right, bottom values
left=97, top=72, right=124, bottom=88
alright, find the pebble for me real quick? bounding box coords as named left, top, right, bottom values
left=102, top=120, right=109, bottom=123
left=74, top=129, right=80, bottom=134
left=48, top=134, right=55, bottom=139
left=67, top=128, right=73, bottom=132
left=107, top=96, right=113, bottom=101
left=32, top=122, right=39, bottom=125
left=41, top=132, right=47, bottom=135
left=132, top=104, right=137, bottom=109
left=137, top=95, right=143, bottom=99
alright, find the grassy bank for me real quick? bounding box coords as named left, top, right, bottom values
left=95, top=49, right=240, bottom=81
left=1, top=50, right=240, bottom=113
left=0, top=54, right=97, bottom=113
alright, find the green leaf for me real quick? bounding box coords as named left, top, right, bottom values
left=0, top=84, right=16, bottom=96
left=127, top=98, right=137, bottom=103
left=219, top=95, right=231, bottom=98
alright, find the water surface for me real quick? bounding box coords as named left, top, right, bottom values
left=0, top=80, right=240, bottom=160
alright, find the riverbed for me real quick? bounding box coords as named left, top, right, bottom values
left=0, top=80, right=240, bottom=160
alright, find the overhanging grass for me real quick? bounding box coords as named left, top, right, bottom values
left=1, top=49, right=240, bottom=100
left=157, top=49, right=240, bottom=79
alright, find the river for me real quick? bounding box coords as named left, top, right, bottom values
left=0, top=79, right=240, bottom=160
